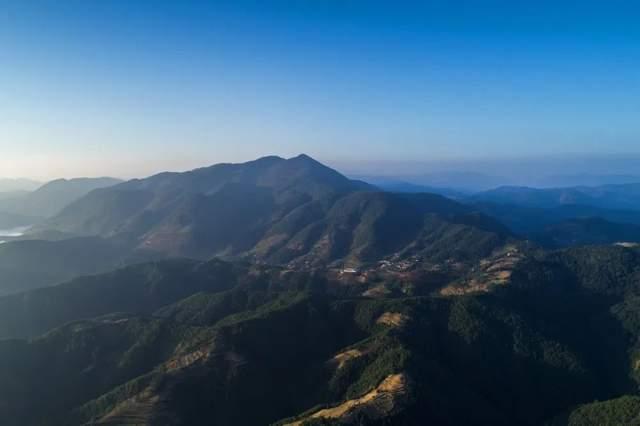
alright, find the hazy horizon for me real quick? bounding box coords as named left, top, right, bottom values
left=5, top=152, right=640, bottom=191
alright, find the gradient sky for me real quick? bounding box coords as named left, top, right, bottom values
left=1, top=1, right=640, bottom=180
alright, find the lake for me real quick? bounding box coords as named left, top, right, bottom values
left=0, top=225, right=32, bottom=238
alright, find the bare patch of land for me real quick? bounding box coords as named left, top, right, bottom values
left=287, top=373, right=409, bottom=425
left=376, top=312, right=410, bottom=328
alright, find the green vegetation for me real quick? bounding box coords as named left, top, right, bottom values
left=1, top=244, right=640, bottom=424
left=564, top=396, right=640, bottom=426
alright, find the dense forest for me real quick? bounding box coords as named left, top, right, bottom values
left=1, top=245, right=640, bottom=424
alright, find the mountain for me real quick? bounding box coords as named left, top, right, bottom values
left=472, top=183, right=640, bottom=210
left=0, top=190, right=29, bottom=201
left=473, top=202, right=640, bottom=234
left=0, top=177, right=123, bottom=219
left=471, top=186, right=594, bottom=209
left=2, top=245, right=640, bottom=425
left=40, top=155, right=510, bottom=266
left=471, top=202, right=640, bottom=248
left=531, top=217, right=640, bottom=248
left=580, top=183, right=640, bottom=209
left=351, top=172, right=506, bottom=192
left=411, top=171, right=507, bottom=192
left=355, top=176, right=467, bottom=199
left=0, top=211, right=40, bottom=231
left=0, top=156, right=512, bottom=297
left=536, top=173, right=640, bottom=188
left=0, top=178, right=40, bottom=192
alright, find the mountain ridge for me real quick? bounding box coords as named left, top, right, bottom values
left=39, top=155, right=509, bottom=267
left=0, top=177, right=123, bottom=219
left=472, top=183, right=640, bottom=210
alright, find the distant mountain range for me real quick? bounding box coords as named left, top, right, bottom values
left=464, top=185, right=640, bottom=246
left=469, top=202, right=640, bottom=246
left=356, top=172, right=640, bottom=193
left=0, top=177, right=122, bottom=218
left=354, top=172, right=506, bottom=192
left=0, top=178, right=41, bottom=193
left=0, top=177, right=122, bottom=229
left=0, top=190, right=30, bottom=201
left=536, top=173, right=640, bottom=187
left=531, top=217, right=640, bottom=248
left=355, top=178, right=640, bottom=248
left=471, top=183, right=640, bottom=210
left=0, top=211, right=40, bottom=231
left=356, top=176, right=468, bottom=199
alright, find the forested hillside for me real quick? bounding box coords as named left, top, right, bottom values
left=1, top=244, right=640, bottom=425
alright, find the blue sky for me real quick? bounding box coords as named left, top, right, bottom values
left=1, top=1, right=640, bottom=179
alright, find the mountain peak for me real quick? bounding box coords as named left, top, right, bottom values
left=292, top=153, right=314, bottom=161
left=44, top=154, right=373, bottom=247
left=288, top=153, right=324, bottom=166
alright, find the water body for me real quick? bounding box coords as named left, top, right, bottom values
left=0, top=225, right=31, bottom=238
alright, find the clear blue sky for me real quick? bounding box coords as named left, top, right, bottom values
left=1, top=1, right=640, bottom=179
